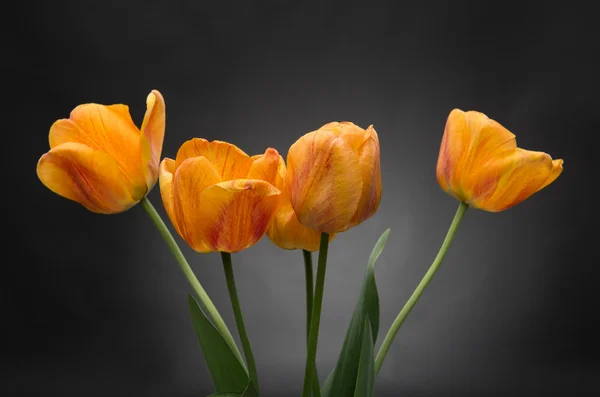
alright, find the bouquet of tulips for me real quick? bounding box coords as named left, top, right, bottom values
left=37, top=90, right=563, bottom=396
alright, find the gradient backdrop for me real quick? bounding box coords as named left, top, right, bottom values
left=6, top=1, right=598, bottom=396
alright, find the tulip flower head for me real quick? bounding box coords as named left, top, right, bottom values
left=159, top=139, right=282, bottom=253
left=37, top=90, right=166, bottom=214
left=286, top=122, right=382, bottom=234
left=266, top=156, right=336, bottom=251
left=436, top=109, right=563, bottom=212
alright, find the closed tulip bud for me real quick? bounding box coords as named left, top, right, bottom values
left=266, top=156, right=336, bottom=251
left=286, top=122, right=382, bottom=234
left=36, top=90, right=166, bottom=214
left=159, top=138, right=282, bottom=253
left=436, top=109, right=563, bottom=212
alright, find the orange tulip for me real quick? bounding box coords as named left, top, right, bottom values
left=37, top=90, right=166, bottom=214
left=266, top=156, right=336, bottom=251
left=159, top=138, right=282, bottom=253
left=286, top=122, right=382, bottom=234
left=436, top=109, right=563, bottom=212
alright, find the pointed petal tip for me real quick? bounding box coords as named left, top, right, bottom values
left=149, top=89, right=163, bottom=99
left=159, top=157, right=176, bottom=173
left=264, top=147, right=280, bottom=157
left=538, top=156, right=563, bottom=191
left=449, top=108, right=465, bottom=117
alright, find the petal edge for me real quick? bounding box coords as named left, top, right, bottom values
left=37, top=142, right=136, bottom=214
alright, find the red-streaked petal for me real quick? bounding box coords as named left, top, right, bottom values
left=351, top=125, right=382, bottom=226
left=172, top=156, right=223, bottom=253
left=470, top=149, right=563, bottom=211
left=286, top=128, right=363, bottom=233
left=37, top=142, right=136, bottom=214
left=48, top=102, right=147, bottom=199
left=175, top=138, right=254, bottom=181
left=196, top=179, right=281, bottom=253
left=247, top=147, right=281, bottom=185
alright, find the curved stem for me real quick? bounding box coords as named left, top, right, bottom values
left=140, top=197, right=246, bottom=370
left=302, top=250, right=322, bottom=397
left=302, top=233, right=329, bottom=397
left=374, top=201, right=468, bottom=374
left=221, top=252, right=260, bottom=394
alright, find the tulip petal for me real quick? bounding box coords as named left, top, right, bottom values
left=287, top=129, right=363, bottom=233
left=197, top=179, right=281, bottom=253
left=172, top=157, right=223, bottom=253
left=159, top=158, right=182, bottom=236
left=539, top=159, right=564, bottom=191
left=49, top=103, right=147, bottom=199
left=266, top=157, right=334, bottom=251
left=470, top=149, right=563, bottom=211
left=175, top=138, right=254, bottom=180
left=140, top=90, right=166, bottom=188
left=267, top=156, right=287, bottom=195
left=247, top=148, right=281, bottom=185
left=350, top=125, right=382, bottom=226
left=437, top=109, right=516, bottom=201
left=267, top=202, right=334, bottom=251
left=37, top=142, right=136, bottom=214
left=322, top=121, right=367, bottom=151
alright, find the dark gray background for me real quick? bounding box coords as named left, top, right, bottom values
left=5, top=1, right=598, bottom=396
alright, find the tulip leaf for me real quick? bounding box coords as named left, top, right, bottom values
left=206, top=381, right=257, bottom=397
left=354, top=319, right=375, bottom=397
left=321, top=229, right=390, bottom=397
left=188, top=295, right=249, bottom=394
left=241, top=381, right=258, bottom=397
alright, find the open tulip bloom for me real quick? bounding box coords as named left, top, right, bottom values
left=37, top=92, right=563, bottom=396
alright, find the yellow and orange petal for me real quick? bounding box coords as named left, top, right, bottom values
left=286, top=121, right=382, bottom=234
left=286, top=127, right=363, bottom=233
left=140, top=90, right=166, bottom=189
left=468, top=149, right=564, bottom=211
left=323, top=121, right=367, bottom=150
left=158, top=158, right=180, bottom=235
left=48, top=103, right=148, bottom=198
left=175, top=138, right=254, bottom=180
left=349, top=125, right=382, bottom=226
left=194, top=180, right=281, bottom=253
left=39, top=90, right=166, bottom=213
left=159, top=139, right=283, bottom=253
left=172, top=157, right=223, bottom=252
left=248, top=148, right=281, bottom=185
left=436, top=109, right=563, bottom=211
left=37, top=142, right=137, bottom=214
left=266, top=156, right=335, bottom=251
left=267, top=202, right=329, bottom=251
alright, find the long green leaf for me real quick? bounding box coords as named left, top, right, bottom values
left=207, top=381, right=257, bottom=397
left=322, top=229, right=390, bottom=397
left=188, top=295, right=249, bottom=393
left=354, top=319, right=375, bottom=397
left=208, top=381, right=258, bottom=397
left=241, top=381, right=258, bottom=397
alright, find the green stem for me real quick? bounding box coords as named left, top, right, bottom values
left=374, top=201, right=468, bottom=374
left=221, top=252, right=260, bottom=394
left=140, top=197, right=246, bottom=370
left=303, top=249, right=314, bottom=343
left=302, top=250, right=322, bottom=397
left=302, top=233, right=329, bottom=397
